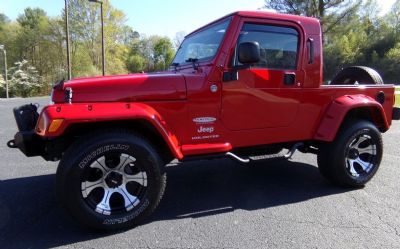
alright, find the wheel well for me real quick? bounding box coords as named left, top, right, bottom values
left=56, top=120, right=175, bottom=164
left=341, top=107, right=386, bottom=132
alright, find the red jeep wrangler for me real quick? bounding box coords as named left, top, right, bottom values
left=7, top=11, right=400, bottom=230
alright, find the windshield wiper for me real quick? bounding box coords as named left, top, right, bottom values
left=185, top=58, right=198, bottom=63
left=185, top=58, right=199, bottom=70
left=171, top=62, right=180, bottom=72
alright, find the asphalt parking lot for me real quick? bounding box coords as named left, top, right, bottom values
left=1, top=97, right=399, bottom=249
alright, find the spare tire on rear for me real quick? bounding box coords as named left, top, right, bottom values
left=330, top=66, right=383, bottom=85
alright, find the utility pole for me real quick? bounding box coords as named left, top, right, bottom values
left=0, top=45, right=8, bottom=98
left=88, top=0, right=105, bottom=76
left=65, top=0, right=72, bottom=80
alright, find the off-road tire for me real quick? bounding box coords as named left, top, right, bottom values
left=317, top=120, right=382, bottom=187
left=330, top=66, right=383, bottom=85
left=56, top=130, right=166, bottom=230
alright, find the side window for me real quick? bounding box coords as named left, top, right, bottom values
left=237, top=24, right=299, bottom=70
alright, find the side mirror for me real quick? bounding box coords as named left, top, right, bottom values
left=238, top=41, right=260, bottom=65
left=223, top=41, right=260, bottom=82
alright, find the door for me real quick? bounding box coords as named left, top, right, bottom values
left=221, top=22, right=304, bottom=131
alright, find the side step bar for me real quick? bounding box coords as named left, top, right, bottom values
left=226, top=152, right=250, bottom=163
left=226, top=142, right=304, bottom=164
left=284, top=143, right=304, bottom=159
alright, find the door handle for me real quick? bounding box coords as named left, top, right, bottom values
left=307, top=38, right=314, bottom=64
left=283, top=73, right=296, bottom=85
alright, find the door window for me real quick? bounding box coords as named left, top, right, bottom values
left=236, top=24, right=299, bottom=70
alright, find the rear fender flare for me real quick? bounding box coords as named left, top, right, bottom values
left=314, top=95, right=389, bottom=142
left=38, top=102, right=183, bottom=160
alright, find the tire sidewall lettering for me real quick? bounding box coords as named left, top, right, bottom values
left=78, top=144, right=130, bottom=169
left=103, top=199, right=150, bottom=225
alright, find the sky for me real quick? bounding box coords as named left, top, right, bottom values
left=0, top=0, right=397, bottom=39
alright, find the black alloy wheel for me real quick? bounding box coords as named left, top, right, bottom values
left=56, top=130, right=166, bottom=230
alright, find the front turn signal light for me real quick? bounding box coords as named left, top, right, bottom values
left=48, top=119, right=64, bottom=133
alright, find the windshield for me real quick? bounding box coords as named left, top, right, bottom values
left=172, top=18, right=231, bottom=66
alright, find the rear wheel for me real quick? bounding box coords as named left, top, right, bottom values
left=330, top=66, right=383, bottom=85
left=56, top=131, right=166, bottom=230
left=317, top=121, right=382, bottom=187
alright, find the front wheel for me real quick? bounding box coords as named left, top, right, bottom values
left=317, top=121, right=383, bottom=187
left=56, top=131, right=166, bottom=230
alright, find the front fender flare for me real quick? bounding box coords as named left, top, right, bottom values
left=314, top=95, right=389, bottom=142
left=37, top=102, right=183, bottom=159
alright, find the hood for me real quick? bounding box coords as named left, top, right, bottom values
left=52, top=72, right=187, bottom=103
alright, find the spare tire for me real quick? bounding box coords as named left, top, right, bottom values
left=330, top=66, right=383, bottom=85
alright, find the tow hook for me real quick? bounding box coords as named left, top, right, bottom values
left=7, top=139, right=17, bottom=148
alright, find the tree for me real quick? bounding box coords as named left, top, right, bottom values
left=173, top=31, right=186, bottom=49
left=8, top=60, right=43, bottom=97
left=387, top=0, right=400, bottom=33
left=381, top=42, right=400, bottom=83
left=67, top=0, right=132, bottom=76
left=16, top=8, right=49, bottom=63
left=14, top=8, right=68, bottom=93
left=263, top=0, right=361, bottom=33
left=0, top=13, right=9, bottom=32
left=153, top=37, right=175, bottom=70
left=0, top=13, right=8, bottom=22
left=0, top=74, right=5, bottom=97
left=126, top=54, right=146, bottom=73
left=0, top=14, right=20, bottom=72
left=126, top=34, right=175, bottom=72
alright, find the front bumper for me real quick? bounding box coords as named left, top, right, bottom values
left=8, top=131, right=45, bottom=157
left=7, top=104, right=46, bottom=158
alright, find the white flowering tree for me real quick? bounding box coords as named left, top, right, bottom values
left=9, top=60, right=41, bottom=97
left=0, top=74, right=5, bottom=95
